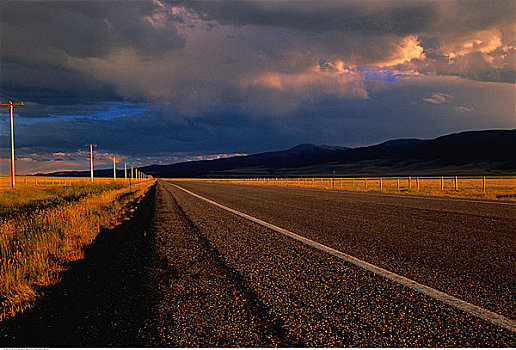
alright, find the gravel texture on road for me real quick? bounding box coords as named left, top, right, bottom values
left=165, top=180, right=515, bottom=346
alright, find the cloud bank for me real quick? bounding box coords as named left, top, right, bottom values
left=0, top=0, right=514, bottom=173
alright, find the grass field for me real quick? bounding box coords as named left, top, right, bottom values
left=185, top=176, right=516, bottom=201
left=0, top=175, right=126, bottom=189
left=0, top=177, right=154, bottom=320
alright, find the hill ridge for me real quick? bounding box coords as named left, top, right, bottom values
left=39, top=129, right=516, bottom=177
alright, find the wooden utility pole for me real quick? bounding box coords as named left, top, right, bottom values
left=0, top=101, right=23, bottom=188
left=86, top=144, right=96, bottom=182
left=113, top=156, right=116, bottom=180
left=124, top=162, right=127, bottom=180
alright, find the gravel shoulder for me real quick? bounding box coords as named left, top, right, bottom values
left=142, top=181, right=298, bottom=347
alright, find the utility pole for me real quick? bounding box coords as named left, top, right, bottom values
left=113, top=156, right=116, bottom=180
left=85, top=144, right=96, bottom=183
left=0, top=100, right=23, bottom=188
left=124, top=162, right=127, bottom=180
left=130, top=164, right=133, bottom=191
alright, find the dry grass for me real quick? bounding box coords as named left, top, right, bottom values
left=177, top=176, right=516, bottom=201
left=0, top=179, right=154, bottom=320
left=0, top=175, right=129, bottom=189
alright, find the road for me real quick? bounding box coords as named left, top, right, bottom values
left=1, top=179, right=515, bottom=346
left=158, top=180, right=515, bottom=346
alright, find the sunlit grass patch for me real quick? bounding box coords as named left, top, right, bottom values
left=0, top=181, right=126, bottom=218
left=0, top=179, right=154, bottom=320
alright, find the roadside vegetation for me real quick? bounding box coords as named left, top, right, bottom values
left=0, top=179, right=154, bottom=320
left=194, top=176, right=516, bottom=202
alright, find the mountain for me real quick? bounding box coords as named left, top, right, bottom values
left=38, top=129, right=516, bottom=177
left=331, top=130, right=515, bottom=164
left=140, top=129, right=515, bottom=177
left=142, top=144, right=350, bottom=177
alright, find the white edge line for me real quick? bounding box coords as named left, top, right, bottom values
left=171, top=183, right=516, bottom=334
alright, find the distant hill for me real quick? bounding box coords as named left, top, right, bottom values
left=39, top=129, right=516, bottom=177
left=331, top=130, right=515, bottom=164
left=142, top=143, right=350, bottom=177
left=140, top=129, right=515, bottom=177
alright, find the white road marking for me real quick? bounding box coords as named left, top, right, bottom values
left=171, top=183, right=516, bottom=334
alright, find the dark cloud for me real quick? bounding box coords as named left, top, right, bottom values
left=1, top=1, right=184, bottom=58
left=0, top=0, right=184, bottom=104
left=182, top=1, right=438, bottom=35
left=182, top=1, right=514, bottom=41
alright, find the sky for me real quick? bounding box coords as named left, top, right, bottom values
left=0, top=0, right=515, bottom=174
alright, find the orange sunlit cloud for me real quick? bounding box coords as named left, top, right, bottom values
left=376, top=36, right=425, bottom=67
left=445, top=29, right=503, bottom=60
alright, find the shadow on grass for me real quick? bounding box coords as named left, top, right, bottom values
left=0, top=185, right=156, bottom=347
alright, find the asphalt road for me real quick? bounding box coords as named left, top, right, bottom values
left=2, top=180, right=514, bottom=346
left=161, top=179, right=515, bottom=346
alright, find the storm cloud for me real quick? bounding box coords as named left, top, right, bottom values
left=0, top=0, right=514, bottom=174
